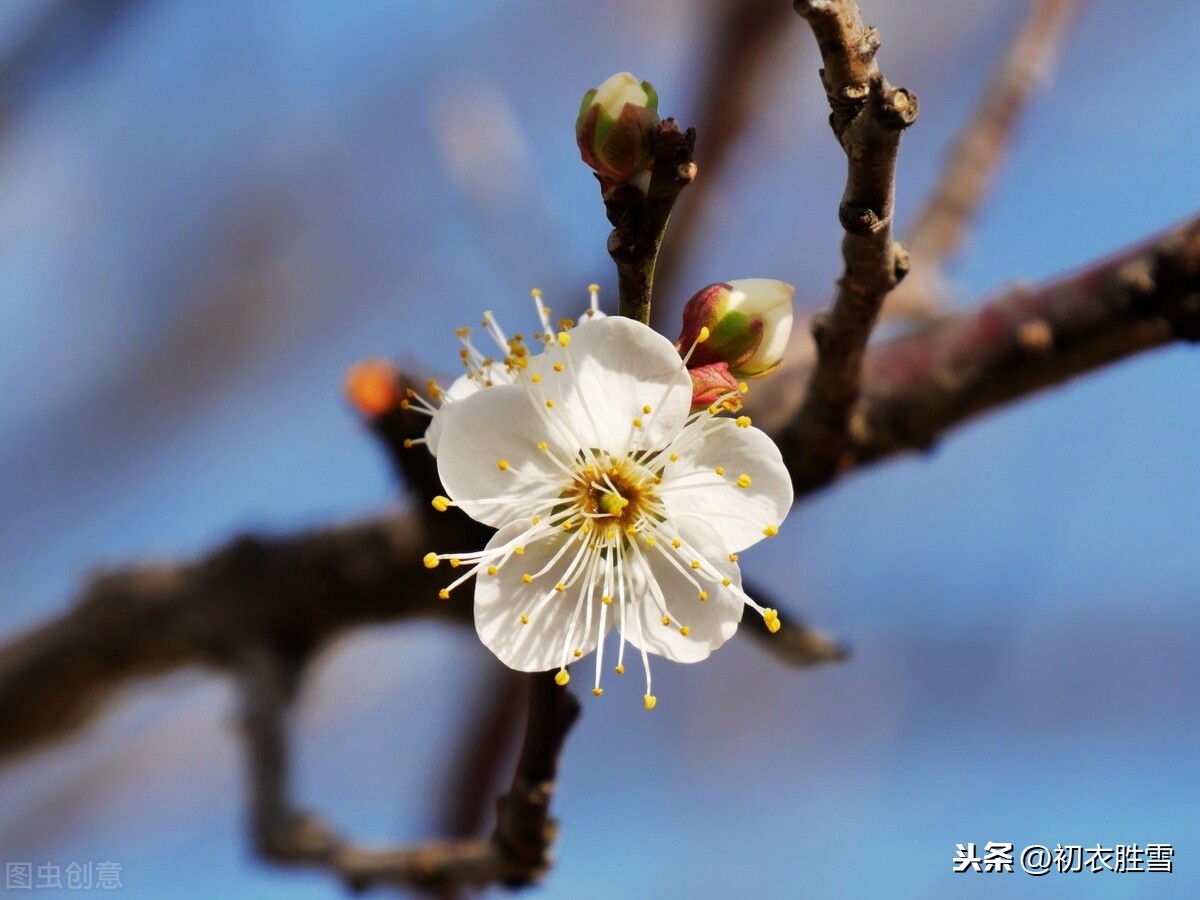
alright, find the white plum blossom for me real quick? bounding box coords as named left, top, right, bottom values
left=423, top=313, right=793, bottom=707
left=408, top=286, right=605, bottom=455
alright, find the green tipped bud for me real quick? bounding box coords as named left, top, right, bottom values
left=576, top=72, right=660, bottom=193
left=676, top=279, right=795, bottom=379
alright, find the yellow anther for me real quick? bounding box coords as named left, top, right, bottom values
left=514, top=545, right=525, bottom=555
left=662, top=616, right=671, bottom=626
left=607, top=529, right=616, bottom=541
left=555, top=670, right=570, bottom=686
left=691, top=560, right=701, bottom=570
left=632, top=418, right=642, bottom=428
left=449, top=557, right=461, bottom=568
left=615, top=664, right=625, bottom=674
left=736, top=415, right=752, bottom=428
left=562, top=521, right=573, bottom=531
left=423, top=553, right=439, bottom=569
left=721, top=577, right=732, bottom=587
left=708, top=405, right=719, bottom=415
left=455, top=326, right=471, bottom=337
left=697, top=591, right=708, bottom=601
left=642, top=405, right=652, bottom=414
left=737, top=474, right=752, bottom=489
left=553, top=363, right=564, bottom=372
left=764, top=608, right=782, bottom=634
left=403, top=439, right=413, bottom=449
left=671, top=539, right=681, bottom=548
left=680, top=626, right=691, bottom=637
left=532, top=373, right=542, bottom=383
left=557, top=331, right=571, bottom=347
left=602, top=595, right=612, bottom=605
left=697, top=326, right=711, bottom=343
left=763, top=524, right=779, bottom=537
left=643, top=694, right=657, bottom=710
left=537, top=440, right=548, bottom=450
left=645, top=536, right=655, bottom=547
left=497, top=459, right=509, bottom=471
left=399, top=398, right=410, bottom=410
left=592, top=688, right=604, bottom=697
left=531, top=288, right=542, bottom=297
left=715, top=466, right=725, bottom=475
left=555, top=582, right=565, bottom=592
left=545, top=400, right=555, bottom=408
left=522, top=573, right=533, bottom=584
left=573, top=647, right=583, bottom=658
left=586, top=464, right=596, bottom=475
left=438, top=589, right=450, bottom=600
left=728, top=553, right=739, bottom=562
left=431, top=495, right=450, bottom=512
left=739, top=381, right=749, bottom=394
left=520, top=614, right=529, bottom=625
left=669, top=453, right=678, bottom=462
left=588, top=282, right=600, bottom=293
left=486, top=565, right=498, bottom=576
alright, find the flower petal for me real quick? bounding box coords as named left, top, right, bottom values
left=533, top=316, right=692, bottom=454
left=475, top=521, right=609, bottom=672
left=661, top=417, right=793, bottom=553
left=436, top=382, right=562, bottom=528
left=425, top=372, right=488, bottom=456
left=618, top=521, right=743, bottom=663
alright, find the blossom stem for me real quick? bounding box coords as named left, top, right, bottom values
left=606, top=119, right=698, bottom=324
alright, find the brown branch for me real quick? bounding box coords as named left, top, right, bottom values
left=851, top=215, right=1200, bottom=467
left=781, top=0, right=918, bottom=492
left=742, top=579, right=849, bottom=666
left=0, top=511, right=478, bottom=766
left=238, top=665, right=578, bottom=894
left=905, top=0, right=1088, bottom=268
left=606, top=119, right=698, bottom=323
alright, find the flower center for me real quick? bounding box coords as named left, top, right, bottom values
left=567, top=457, right=656, bottom=530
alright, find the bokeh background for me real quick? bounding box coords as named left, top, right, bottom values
left=2, top=0, right=1199, bottom=897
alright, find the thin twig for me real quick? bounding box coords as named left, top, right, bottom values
left=606, top=119, right=698, bottom=323
left=780, top=0, right=918, bottom=491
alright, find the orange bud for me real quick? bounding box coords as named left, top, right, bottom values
left=345, top=359, right=399, bottom=417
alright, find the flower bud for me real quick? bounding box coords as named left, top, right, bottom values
left=345, top=359, right=399, bottom=417
left=575, top=72, right=660, bottom=191
left=687, top=361, right=742, bottom=412
left=676, top=279, right=795, bottom=379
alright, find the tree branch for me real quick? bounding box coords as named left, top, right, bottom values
left=606, top=119, right=698, bottom=323
left=851, top=215, right=1200, bottom=468
left=781, top=0, right=918, bottom=491
left=241, top=672, right=579, bottom=894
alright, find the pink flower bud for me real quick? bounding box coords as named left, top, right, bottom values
left=576, top=72, right=660, bottom=193
left=687, top=361, right=741, bottom=412
left=676, top=279, right=795, bottom=379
